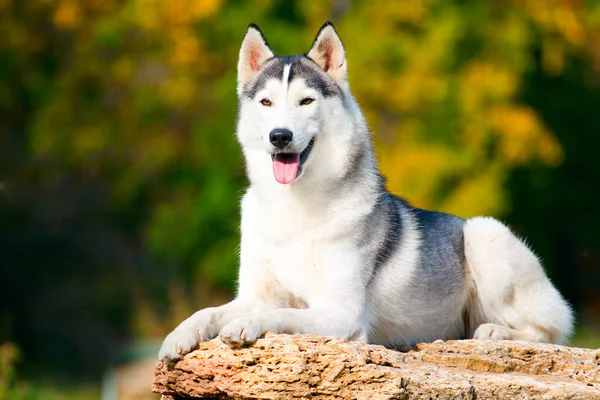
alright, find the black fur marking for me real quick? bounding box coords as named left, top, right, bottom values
left=242, top=58, right=284, bottom=99
left=289, top=56, right=343, bottom=97
left=242, top=55, right=343, bottom=99
left=372, top=192, right=403, bottom=274
left=412, top=208, right=466, bottom=300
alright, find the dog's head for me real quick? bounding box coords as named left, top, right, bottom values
left=236, top=22, right=358, bottom=186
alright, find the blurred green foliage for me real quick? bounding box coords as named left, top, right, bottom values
left=1, top=0, right=599, bottom=389
left=0, top=343, right=97, bottom=400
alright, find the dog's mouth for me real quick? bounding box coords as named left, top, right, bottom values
left=270, top=138, right=315, bottom=184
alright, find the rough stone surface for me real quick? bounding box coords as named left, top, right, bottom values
left=153, top=333, right=600, bottom=399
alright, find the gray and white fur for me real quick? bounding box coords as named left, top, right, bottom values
left=158, top=22, right=573, bottom=364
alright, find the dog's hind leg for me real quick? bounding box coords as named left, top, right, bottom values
left=463, top=217, right=573, bottom=344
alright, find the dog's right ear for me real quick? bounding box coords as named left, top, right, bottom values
left=238, top=24, right=275, bottom=88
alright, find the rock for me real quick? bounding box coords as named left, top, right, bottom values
left=152, top=333, right=600, bottom=399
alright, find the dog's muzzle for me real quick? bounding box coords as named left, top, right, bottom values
left=270, top=136, right=315, bottom=185
left=269, top=128, right=293, bottom=149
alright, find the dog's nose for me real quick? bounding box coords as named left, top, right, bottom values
left=269, top=128, right=293, bottom=149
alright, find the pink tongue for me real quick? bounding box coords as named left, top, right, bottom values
left=272, top=153, right=300, bottom=184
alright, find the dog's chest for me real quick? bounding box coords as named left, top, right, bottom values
left=262, top=234, right=327, bottom=302
left=242, top=190, right=360, bottom=303
left=249, top=223, right=339, bottom=304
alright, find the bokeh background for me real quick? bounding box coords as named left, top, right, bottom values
left=1, top=0, right=600, bottom=398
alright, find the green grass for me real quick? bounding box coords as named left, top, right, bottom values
left=1, top=383, right=99, bottom=400
left=570, top=324, right=600, bottom=349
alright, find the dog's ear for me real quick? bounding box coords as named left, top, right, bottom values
left=238, top=24, right=275, bottom=88
left=307, top=22, right=347, bottom=82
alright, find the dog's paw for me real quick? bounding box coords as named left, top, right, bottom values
left=157, top=309, right=220, bottom=365
left=219, top=317, right=263, bottom=348
left=157, top=327, right=200, bottom=365
left=473, top=323, right=513, bottom=340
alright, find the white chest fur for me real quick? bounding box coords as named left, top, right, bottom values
left=239, top=188, right=367, bottom=308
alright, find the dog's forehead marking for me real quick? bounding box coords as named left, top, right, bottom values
left=243, top=58, right=285, bottom=99
left=281, top=63, right=291, bottom=95
left=288, top=57, right=343, bottom=98
left=242, top=55, right=342, bottom=99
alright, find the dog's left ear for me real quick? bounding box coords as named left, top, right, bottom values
left=238, top=24, right=275, bottom=88
left=307, top=22, right=347, bottom=82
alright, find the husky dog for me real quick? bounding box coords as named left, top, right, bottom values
left=158, top=22, right=573, bottom=364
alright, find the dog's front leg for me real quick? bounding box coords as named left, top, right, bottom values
left=159, top=231, right=282, bottom=364
left=219, top=243, right=370, bottom=347
left=158, top=299, right=264, bottom=364
left=219, top=306, right=364, bottom=347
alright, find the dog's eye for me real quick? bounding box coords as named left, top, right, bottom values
left=300, top=98, right=314, bottom=106
left=260, top=99, right=272, bottom=107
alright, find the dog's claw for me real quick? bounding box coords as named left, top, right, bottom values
left=219, top=317, right=263, bottom=348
